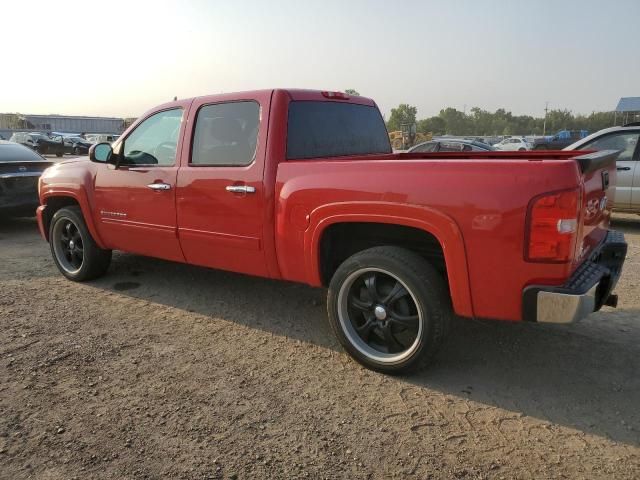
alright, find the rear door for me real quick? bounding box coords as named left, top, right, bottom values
left=175, top=92, right=272, bottom=277
left=93, top=107, right=186, bottom=261
left=576, top=130, right=640, bottom=210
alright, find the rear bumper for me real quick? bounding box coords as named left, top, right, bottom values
left=0, top=199, right=40, bottom=214
left=523, top=230, right=627, bottom=323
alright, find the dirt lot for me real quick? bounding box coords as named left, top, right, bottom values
left=1, top=214, right=639, bottom=479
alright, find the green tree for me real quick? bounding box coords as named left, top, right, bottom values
left=417, top=116, right=445, bottom=135
left=344, top=89, right=360, bottom=96
left=438, top=108, right=472, bottom=135
left=386, top=104, right=418, bottom=132
left=411, top=106, right=616, bottom=138
left=545, top=109, right=575, bottom=132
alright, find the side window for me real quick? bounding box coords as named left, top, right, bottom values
left=122, top=108, right=182, bottom=166
left=191, top=101, right=260, bottom=166
left=439, top=142, right=466, bottom=152
left=412, top=142, right=436, bottom=153
left=579, top=132, right=640, bottom=162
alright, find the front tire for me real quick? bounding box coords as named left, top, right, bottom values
left=49, top=206, right=111, bottom=281
left=327, top=246, right=452, bottom=374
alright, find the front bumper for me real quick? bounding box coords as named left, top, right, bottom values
left=36, top=205, right=47, bottom=239
left=523, top=230, right=627, bottom=323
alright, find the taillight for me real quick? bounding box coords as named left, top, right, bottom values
left=525, top=188, right=580, bottom=262
left=321, top=91, right=349, bottom=100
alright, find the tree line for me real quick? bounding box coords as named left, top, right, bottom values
left=385, top=103, right=617, bottom=137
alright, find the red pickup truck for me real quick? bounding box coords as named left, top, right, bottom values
left=36, top=89, right=627, bottom=373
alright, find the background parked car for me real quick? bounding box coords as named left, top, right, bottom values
left=533, top=129, right=588, bottom=150
left=61, top=136, right=93, bottom=155
left=564, top=123, right=640, bottom=214
left=493, top=137, right=532, bottom=151
left=85, top=133, right=120, bottom=144
left=0, top=141, right=54, bottom=217
left=408, top=139, right=495, bottom=152
left=9, top=132, right=65, bottom=157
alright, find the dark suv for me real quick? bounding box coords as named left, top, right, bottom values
left=9, top=132, right=65, bottom=157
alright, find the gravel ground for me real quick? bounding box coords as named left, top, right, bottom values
left=1, top=214, right=639, bottom=479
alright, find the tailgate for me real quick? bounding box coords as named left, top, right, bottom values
left=573, top=150, right=620, bottom=266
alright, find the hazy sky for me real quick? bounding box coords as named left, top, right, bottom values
left=2, top=0, right=638, bottom=119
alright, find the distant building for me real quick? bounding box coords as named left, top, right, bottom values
left=615, top=97, right=640, bottom=125
left=0, top=113, right=125, bottom=135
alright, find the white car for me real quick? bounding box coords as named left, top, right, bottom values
left=85, top=134, right=120, bottom=144
left=564, top=124, right=640, bottom=214
left=493, top=137, right=531, bottom=151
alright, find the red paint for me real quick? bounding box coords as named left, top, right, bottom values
left=37, top=89, right=615, bottom=322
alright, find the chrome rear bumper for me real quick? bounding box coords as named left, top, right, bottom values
left=523, top=230, right=627, bottom=324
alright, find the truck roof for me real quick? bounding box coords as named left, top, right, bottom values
left=151, top=89, right=377, bottom=112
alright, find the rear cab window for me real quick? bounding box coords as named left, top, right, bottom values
left=286, top=101, right=391, bottom=160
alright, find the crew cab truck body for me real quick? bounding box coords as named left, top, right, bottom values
left=37, top=89, right=627, bottom=373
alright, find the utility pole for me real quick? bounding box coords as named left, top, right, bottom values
left=542, top=101, right=549, bottom=137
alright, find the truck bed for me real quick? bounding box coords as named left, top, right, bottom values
left=275, top=149, right=618, bottom=321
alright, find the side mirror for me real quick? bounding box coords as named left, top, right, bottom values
left=89, top=142, right=114, bottom=163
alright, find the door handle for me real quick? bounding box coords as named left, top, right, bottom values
left=617, top=167, right=631, bottom=171
left=225, top=185, right=256, bottom=194
left=146, top=182, right=171, bottom=191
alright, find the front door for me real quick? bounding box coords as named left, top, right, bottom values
left=176, top=93, right=271, bottom=277
left=94, top=107, right=186, bottom=262
left=577, top=130, right=640, bottom=210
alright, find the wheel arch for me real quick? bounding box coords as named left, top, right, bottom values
left=41, top=191, right=105, bottom=248
left=305, top=202, right=474, bottom=318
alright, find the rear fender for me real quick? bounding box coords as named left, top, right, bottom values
left=305, top=202, right=473, bottom=318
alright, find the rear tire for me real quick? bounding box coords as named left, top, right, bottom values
left=49, top=206, right=111, bottom=281
left=327, top=246, right=452, bottom=374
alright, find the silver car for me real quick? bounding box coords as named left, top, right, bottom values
left=564, top=123, right=639, bottom=213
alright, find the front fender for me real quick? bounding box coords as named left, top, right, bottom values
left=40, top=186, right=106, bottom=249
left=305, top=201, right=474, bottom=318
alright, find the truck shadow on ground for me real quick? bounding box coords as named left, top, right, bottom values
left=612, top=215, right=640, bottom=233
left=90, top=249, right=640, bottom=448
left=3, top=216, right=639, bottom=447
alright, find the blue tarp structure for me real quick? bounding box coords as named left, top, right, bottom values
left=615, top=97, right=640, bottom=125
left=616, top=97, right=640, bottom=112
